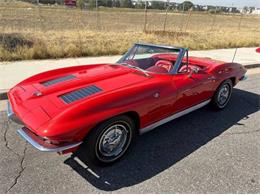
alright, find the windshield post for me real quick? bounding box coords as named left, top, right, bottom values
left=171, top=48, right=186, bottom=74
left=117, top=44, right=137, bottom=63
left=186, top=49, right=189, bottom=69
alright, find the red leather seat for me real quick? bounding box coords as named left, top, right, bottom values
left=179, top=65, right=190, bottom=73
left=178, top=65, right=201, bottom=73
left=146, top=66, right=168, bottom=73
left=146, top=60, right=173, bottom=73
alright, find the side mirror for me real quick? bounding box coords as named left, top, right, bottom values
left=188, top=66, right=199, bottom=78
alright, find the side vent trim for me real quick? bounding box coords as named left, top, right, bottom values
left=41, top=75, right=76, bottom=87
left=60, top=85, right=102, bottom=104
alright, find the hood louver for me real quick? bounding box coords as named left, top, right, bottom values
left=41, top=75, right=76, bottom=87
left=60, top=85, right=102, bottom=104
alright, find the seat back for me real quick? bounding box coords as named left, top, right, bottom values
left=146, top=65, right=168, bottom=73
left=154, top=60, right=173, bottom=72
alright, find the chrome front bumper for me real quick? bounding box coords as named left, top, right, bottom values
left=17, top=127, right=82, bottom=152
left=239, top=75, right=248, bottom=81
left=7, top=101, right=23, bottom=125
left=7, top=101, right=82, bottom=152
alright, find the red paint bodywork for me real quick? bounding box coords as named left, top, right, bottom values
left=8, top=55, right=246, bottom=152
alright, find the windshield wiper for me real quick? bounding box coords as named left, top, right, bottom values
left=120, top=63, right=150, bottom=77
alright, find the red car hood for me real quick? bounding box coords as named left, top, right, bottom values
left=8, top=63, right=149, bottom=131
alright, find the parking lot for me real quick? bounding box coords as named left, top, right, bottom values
left=0, top=73, right=259, bottom=193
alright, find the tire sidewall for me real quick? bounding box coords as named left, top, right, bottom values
left=84, top=115, right=135, bottom=165
left=213, top=79, right=233, bottom=109
left=95, top=120, right=133, bottom=163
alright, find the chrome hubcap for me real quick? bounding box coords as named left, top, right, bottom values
left=217, top=84, right=230, bottom=105
left=98, top=124, right=128, bottom=157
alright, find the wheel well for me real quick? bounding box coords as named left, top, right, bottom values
left=86, top=111, right=141, bottom=140
left=229, top=77, right=236, bottom=86
left=122, top=111, right=140, bottom=133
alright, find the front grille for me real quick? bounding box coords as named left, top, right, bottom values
left=41, top=75, right=76, bottom=87
left=60, top=85, right=102, bottom=104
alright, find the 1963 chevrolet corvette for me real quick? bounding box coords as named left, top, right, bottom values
left=7, top=43, right=247, bottom=165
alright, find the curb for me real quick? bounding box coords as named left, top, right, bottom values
left=0, top=63, right=259, bottom=101
left=244, top=64, right=260, bottom=69
left=0, top=92, right=7, bottom=101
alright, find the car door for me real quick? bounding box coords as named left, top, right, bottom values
left=171, top=68, right=215, bottom=113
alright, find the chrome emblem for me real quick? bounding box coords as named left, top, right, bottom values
left=34, top=91, right=42, bottom=97
left=153, top=92, right=160, bottom=98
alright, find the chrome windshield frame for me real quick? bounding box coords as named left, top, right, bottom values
left=117, top=43, right=188, bottom=75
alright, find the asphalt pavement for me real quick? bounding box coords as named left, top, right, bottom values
left=0, top=73, right=259, bottom=193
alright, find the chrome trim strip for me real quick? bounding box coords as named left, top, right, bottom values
left=17, top=128, right=82, bottom=152
left=7, top=101, right=23, bottom=125
left=239, top=75, right=247, bottom=81
left=139, top=99, right=211, bottom=134
left=7, top=100, right=13, bottom=118
left=135, top=42, right=184, bottom=50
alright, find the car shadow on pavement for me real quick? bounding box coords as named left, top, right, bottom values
left=64, top=88, right=259, bottom=191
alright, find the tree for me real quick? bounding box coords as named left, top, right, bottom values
left=88, top=0, right=96, bottom=9
left=77, top=0, right=88, bottom=9
left=178, top=1, right=193, bottom=11
left=242, top=6, right=249, bottom=13
left=134, top=0, right=145, bottom=9
left=248, top=6, right=255, bottom=13
left=106, top=0, right=113, bottom=7
left=113, top=0, right=120, bottom=7
left=150, top=1, right=165, bottom=10
left=119, top=0, right=132, bottom=8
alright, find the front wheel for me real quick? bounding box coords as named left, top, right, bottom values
left=82, top=115, right=135, bottom=166
left=211, top=79, right=233, bottom=109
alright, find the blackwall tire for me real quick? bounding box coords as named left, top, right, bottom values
left=212, top=79, right=233, bottom=110
left=83, top=115, right=135, bottom=166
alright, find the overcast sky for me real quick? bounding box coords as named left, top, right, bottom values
left=167, top=0, right=260, bottom=8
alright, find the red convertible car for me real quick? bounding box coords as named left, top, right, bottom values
left=7, top=43, right=247, bottom=165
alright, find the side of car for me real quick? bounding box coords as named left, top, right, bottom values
left=74, top=62, right=244, bottom=165
left=8, top=43, right=247, bottom=166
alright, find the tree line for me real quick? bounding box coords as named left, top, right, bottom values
left=20, top=0, right=194, bottom=11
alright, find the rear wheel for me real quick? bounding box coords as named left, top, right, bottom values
left=83, top=115, right=135, bottom=166
left=212, top=79, right=233, bottom=109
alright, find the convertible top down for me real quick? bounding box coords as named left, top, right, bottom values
left=7, top=43, right=247, bottom=165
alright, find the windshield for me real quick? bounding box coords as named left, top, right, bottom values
left=117, top=43, right=184, bottom=74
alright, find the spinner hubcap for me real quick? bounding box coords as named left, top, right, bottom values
left=217, top=84, right=230, bottom=105
left=98, top=124, right=129, bottom=157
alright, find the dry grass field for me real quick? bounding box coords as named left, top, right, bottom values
left=0, top=1, right=260, bottom=61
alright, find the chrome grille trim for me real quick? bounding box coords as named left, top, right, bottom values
left=41, top=75, right=76, bottom=87
left=60, top=85, right=102, bottom=104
